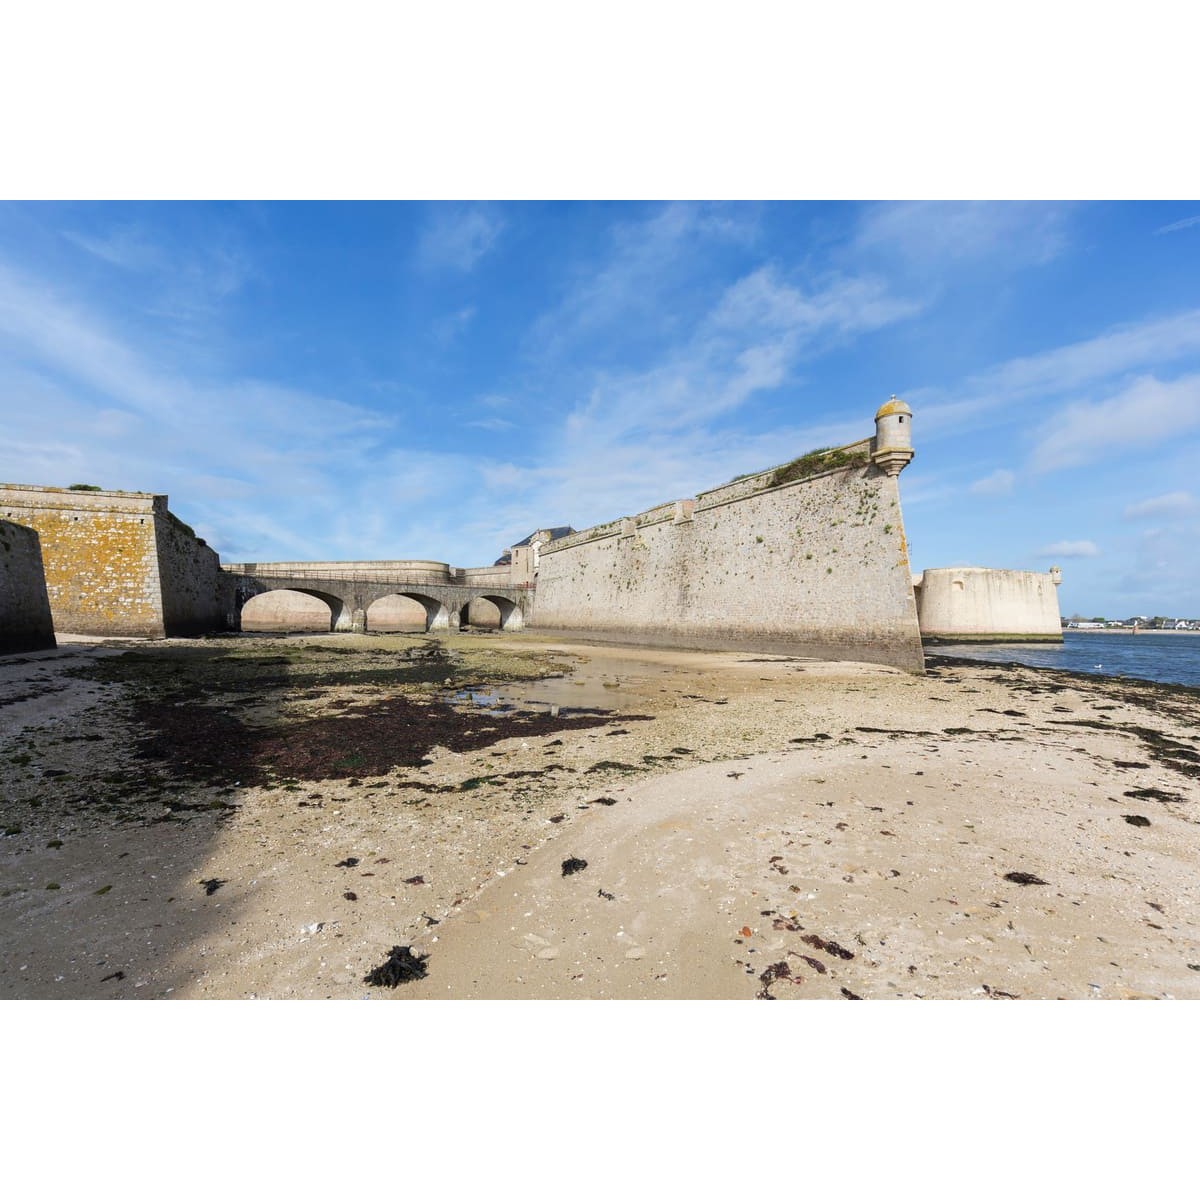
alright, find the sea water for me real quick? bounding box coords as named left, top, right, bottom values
left=929, top=631, right=1200, bottom=689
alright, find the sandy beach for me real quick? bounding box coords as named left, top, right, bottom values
left=2, top=631, right=1198, bottom=1000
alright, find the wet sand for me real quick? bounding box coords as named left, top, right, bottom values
left=2, top=632, right=1198, bottom=999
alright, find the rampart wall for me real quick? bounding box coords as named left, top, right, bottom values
left=156, top=510, right=226, bottom=636
left=532, top=437, right=925, bottom=671
left=0, top=484, right=225, bottom=638
left=914, top=567, right=1063, bottom=642
left=0, top=520, right=56, bottom=653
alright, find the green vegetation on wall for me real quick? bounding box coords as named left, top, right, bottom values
left=767, top=446, right=869, bottom=489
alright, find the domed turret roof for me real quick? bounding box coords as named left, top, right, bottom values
left=875, top=396, right=912, bottom=419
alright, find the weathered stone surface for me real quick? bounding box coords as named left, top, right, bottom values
left=531, top=432, right=924, bottom=672
left=0, top=519, right=56, bottom=653
left=914, top=566, right=1064, bottom=643
left=0, top=484, right=224, bottom=638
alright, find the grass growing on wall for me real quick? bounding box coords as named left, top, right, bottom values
left=767, top=446, right=869, bottom=489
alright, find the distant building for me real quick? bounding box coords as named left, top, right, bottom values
left=493, top=527, right=575, bottom=568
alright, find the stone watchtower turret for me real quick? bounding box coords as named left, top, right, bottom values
left=871, top=395, right=914, bottom=477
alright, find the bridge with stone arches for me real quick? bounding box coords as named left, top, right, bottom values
left=221, top=563, right=533, bottom=634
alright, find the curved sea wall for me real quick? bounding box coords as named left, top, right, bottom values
left=914, top=567, right=1063, bottom=643
left=532, top=436, right=924, bottom=672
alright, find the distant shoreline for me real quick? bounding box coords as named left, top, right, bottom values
left=1064, top=628, right=1200, bottom=636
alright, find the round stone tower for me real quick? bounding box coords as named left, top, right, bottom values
left=871, top=395, right=914, bottom=477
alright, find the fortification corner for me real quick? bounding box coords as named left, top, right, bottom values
left=0, top=519, right=57, bottom=653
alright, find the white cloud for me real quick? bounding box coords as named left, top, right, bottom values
left=1038, top=540, right=1100, bottom=558
left=466, top=416, right=515, bottom=432
left=969, top=468, right=1015, bottom=495
left=1154, top=214, right=1200, bottom=236
left=1123, top=491, right=1197, bottom=519
left=1029, top=372, right=1200, bottom=472
left=711, top=266, right=918, bottom=339
left=558, top=265, right=917, bottom=454
left=855, top=201, right=1068, bottom=269
left=417, top=205, right=503, bottom=272
left=527, top=202, right=758, bottom=356
left=63, top=226, right=165, bottom=272
left=914, top=309, right=1200, bottom=442
left=432, top=304, right=476, bottom=347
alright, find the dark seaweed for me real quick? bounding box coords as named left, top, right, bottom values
left=1004, top=872, right=1048, bottom=886
left=757, top=960, right=792, bottom=999
left=802, top=933, right=854, bottom=960
left=561, top=857, right=588, bottom=876
left=363, top=945, right=428, bottom=987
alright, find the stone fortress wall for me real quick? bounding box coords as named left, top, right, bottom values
left=531, top=402, right=926, bottom=672
left=6, top=400, right=1062, bottom=665
left=0, top=519, right=56, bottom=653
left=913, top=566, right=1064, bottom=643
left=0, top=484, right=224, bottom=639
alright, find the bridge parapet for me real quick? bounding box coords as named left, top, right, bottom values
left=222, top=559, right=456, bottom=584
left=226, top=569, right=531, bottom=635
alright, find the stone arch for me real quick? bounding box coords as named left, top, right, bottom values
left=479, top=593, right=524, bottom=631
left=461, top=596, right=502, bottom=629
left=240, top=587, right=348, bottom=633
left=365, top=593, right=430, bottom=632
left=370, top=591, right=451, bottom=633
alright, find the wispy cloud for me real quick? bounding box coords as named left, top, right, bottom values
left=855, top=201, right=1069, bottom=270
left=1124, top=491, right=1197, bottom=519
left=431, top=304, right=476, bottom=347
left=0, top=256, right=400, bottom=559
left=466, top=416, right=515, bottom=432
left=1038, top=540, right=1100, bottom=558
left=969, top=468, right=1015, bottom=495
left=558, top=265, right=918, bottom=457
left=1028, top=372, right=1200, bottom=472
left=1154, top=214, right=1200, bottom=235
left=63, top=226, right=165, bottom=272
left=528, top=202, right=759, bottom=358
left=417, top=205, right=504, bottom=272
left=915, top=309, right=1200, bottom=441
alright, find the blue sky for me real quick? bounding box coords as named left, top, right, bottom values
left=2, top=200, right=1199, bottom=618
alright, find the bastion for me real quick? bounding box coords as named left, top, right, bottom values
left=0, top=484, right=225, bottom=639
left=913, top=566, right=1064, bottom=643
left=530, top=400, right=925, bottom=672
left=0, top=519, right=56, bottom=653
